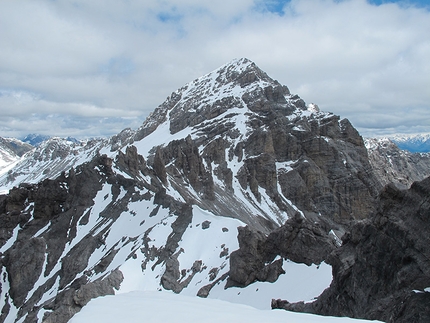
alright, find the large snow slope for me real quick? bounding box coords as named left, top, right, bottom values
left=69, top=291, right=382, bottom=323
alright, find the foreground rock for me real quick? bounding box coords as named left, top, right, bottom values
left=273, top=176, right=430, bottom=323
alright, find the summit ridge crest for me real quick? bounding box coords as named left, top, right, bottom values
left=138, top=58, right=293, bottom=138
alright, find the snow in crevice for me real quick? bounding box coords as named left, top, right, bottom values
left=329, top=230, right=343, bottom=247
left=255, top=187, right=289, bottom=225
left=276, top=160, right=296, bottom=173
left=0, top=225, right=20, bottom=253
left=276, top=178, right=304, bottom=218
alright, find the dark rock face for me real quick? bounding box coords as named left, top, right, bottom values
left=157, top=135, right=215, bottom=200
left=4, top=238, right=46, bottom=307
left=115, top=145, right=147, bottom=178
left=273, top=176, right=430, bottom=323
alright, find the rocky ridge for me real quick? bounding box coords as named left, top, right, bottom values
left=0, top=137, right=108, bottom=192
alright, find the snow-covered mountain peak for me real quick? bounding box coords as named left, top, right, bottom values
left=190, top=57, right=275, bottom=91
left=137, top=58, right=297, bottom=139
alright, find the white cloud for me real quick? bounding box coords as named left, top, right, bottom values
left=0, top=0, right=429, bottom=138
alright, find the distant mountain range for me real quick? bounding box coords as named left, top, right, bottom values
left=22, top=134, right=80, bottom=147
left=389, top=133, right=430, bottom=153
left=22, top=134, right=52, bottom=147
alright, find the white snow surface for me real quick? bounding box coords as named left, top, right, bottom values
left=69, top=290, right=382, bottom=323
left=208, top=260, right=332, bottom=310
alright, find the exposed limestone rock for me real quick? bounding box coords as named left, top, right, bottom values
left=227, top=226, right=269, bottom=287
left=201, top=220, right=211, bottom=229
left=110, top=128, right=136, bottom=152
left=4, top=237, right=46, bottom=307
left=152, top=135, right=215, bottom=201
left=153, top=148, right=167, bottom=184
left=115, top=145, right=147, bottom=179
left=73, top=269, right=123, bottom=307
left=161, top=252, right=203, bottom=293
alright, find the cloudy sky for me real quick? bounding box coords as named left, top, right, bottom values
left=1, top=0, right=429, bottom=139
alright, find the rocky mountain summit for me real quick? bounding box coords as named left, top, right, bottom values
left=0, top=58, right=428, bottom=323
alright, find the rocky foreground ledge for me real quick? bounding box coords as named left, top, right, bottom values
left=272, top=176, right=430, bottom=323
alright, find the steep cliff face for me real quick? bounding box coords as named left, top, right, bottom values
left=273, top=176, right=430, bottom=323
left=0, top=58, right=391, bottom=323
left=365, top=137, right=430, bottom=189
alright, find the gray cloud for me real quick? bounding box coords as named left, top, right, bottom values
left=0, top=0, right=429, bottom=139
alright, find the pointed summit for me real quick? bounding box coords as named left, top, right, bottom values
left=182, top=57, right=287, bottom=98
left=208, top=57, right=275, bottom=87
left=138, top=58, right=295, bottom=137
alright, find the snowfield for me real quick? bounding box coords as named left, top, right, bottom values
left=69, top=291, right=382, bottom=323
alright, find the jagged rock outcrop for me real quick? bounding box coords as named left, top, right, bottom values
left=226, top=211, right=339, bottom=289
left=0, top=151, right=177, bottom=322
left=365, top=137, right=430, bottom=189
left=273, top=176, right=430, bottom=323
